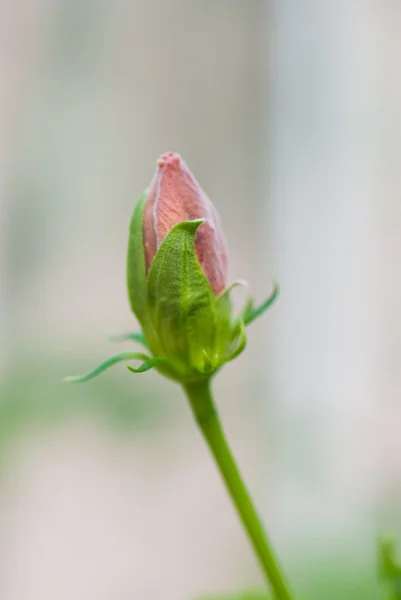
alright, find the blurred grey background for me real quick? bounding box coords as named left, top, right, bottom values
left=0, top=1, right=400, bottom=599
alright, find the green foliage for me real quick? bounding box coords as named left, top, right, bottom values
left=379, top=537, right=401, bottom=599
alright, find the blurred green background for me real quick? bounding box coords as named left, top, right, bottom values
left=1, top=1, right=400, bottom=599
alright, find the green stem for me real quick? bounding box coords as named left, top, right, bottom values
left=184, top=380, right=293, bottom=600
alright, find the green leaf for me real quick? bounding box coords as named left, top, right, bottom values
left=242, top=278, right=279, bottom=326
left=126, top=192, right=148, bottom=324
left=63, top=351, right=151, bottom=383
left=147, top=219, right=216, bottom=374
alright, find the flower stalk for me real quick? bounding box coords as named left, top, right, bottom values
left=185, top=380, right=293, bottom=600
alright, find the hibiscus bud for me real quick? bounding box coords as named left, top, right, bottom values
left=126, top=152, right=247, bottom=383
left=143, top=152, right=228, bottom=295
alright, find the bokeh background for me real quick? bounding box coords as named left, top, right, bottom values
left=1, top=1, right=401, bottom=599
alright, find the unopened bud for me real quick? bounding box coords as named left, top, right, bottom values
left=143, top=152, right=228, bottom=295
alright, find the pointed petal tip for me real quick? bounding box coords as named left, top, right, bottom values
left=157, top=151, right=182, bottom=168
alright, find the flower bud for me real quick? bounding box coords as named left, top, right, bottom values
left=143, top=152, right=228, bottom=296
left=126, top=152, right=246, bottom=384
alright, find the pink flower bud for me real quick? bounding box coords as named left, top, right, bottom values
left=143, top=152, right=228, bottom=296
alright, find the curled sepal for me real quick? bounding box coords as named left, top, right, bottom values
left=242, top=277, right=279, bottom=326
left=63, top=351, right=150, bottom=383
left=106, top=331, right=148, bottom=348
left=216, top=279, right=249, bottom=316
left=217, top=279, right=249, bottom=298
left=126, top=357, right=170, bottom=374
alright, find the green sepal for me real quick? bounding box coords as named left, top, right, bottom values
left=126, top=357, right=170, bottom=374
left=147, top=219, right=217, bottom=377
left=126, top=192, right=148, bottom=324
left=107, top=330, right=148, bottom=348
left=213, top=281, right=245, bottom=362
left=224, top=318, right=247, bottom=362
left=63, top=351, right=150, bottom=383
left=242, top=278, right=279, bottom=326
